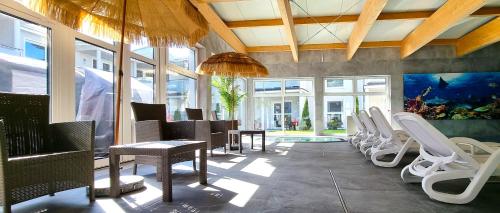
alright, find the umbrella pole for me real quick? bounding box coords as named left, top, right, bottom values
left=114, top=0, right=128, bottom=146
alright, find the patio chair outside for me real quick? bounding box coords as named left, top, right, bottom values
left=394, top=112, right=500, bottom=204
left=0, top=93, right=95, bottom=213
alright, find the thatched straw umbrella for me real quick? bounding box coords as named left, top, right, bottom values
left=27, top=0, right=208, bottom=146
left=196, top=52, right=269, bottom=130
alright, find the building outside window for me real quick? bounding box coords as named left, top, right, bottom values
left=253, top=79, right=315, bottom=135
left=323, top=76, right=390, bottom=135
left=0, top=12, right=50, bottom=95
left=75, top=40, right=115, bottom=157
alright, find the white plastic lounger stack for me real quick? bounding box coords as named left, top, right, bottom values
left=358, top=110, right=380, bottom=156
left=393, top=112, right=500, bottom=204
left=350, top=112, right=367, bottom=148
left=368, top=106, right=418, bottom=167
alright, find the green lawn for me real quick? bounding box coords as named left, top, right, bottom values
left=320, top=129, right=347, bottom=135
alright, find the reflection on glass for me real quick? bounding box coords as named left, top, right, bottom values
left=168, top=47, right=195, bottom=71
left=75, top=40, right=114, bottom=157
left=356, top=78, right=386, bottom=93
left=0, top=13, right=49, bottom=94
left=254, top=80, right=282, bottom=94
left=166, top=71, right=196, bottom=121
left=131, top=43, right=154, bottom=59
left=325, top=79, right=353, bottom=93
left=285, top=80, right=313, bottom=94
left=130, top=59, right=155, bottom=103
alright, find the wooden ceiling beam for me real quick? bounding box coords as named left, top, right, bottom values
left=277, top=0, right=299, bottom=62
left=456, top=17, right=500, bottom=57
left=226, top=7, right=500, bottom=29
left=347, top=0, right=388, bottom=60
left=190, top=0, right=247, bottom=53
left=246, top=39, right=457, bottom=52
left=400, top=0, right=486, bottom=58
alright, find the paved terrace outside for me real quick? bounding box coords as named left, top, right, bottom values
left=12, top=139, right=500, bottom=213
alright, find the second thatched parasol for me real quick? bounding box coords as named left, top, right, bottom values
left=196, top=52, right=269, bottom=130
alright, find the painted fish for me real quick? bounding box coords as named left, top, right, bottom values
left=493, top=94, right=497, bottom=100
left=438, top=77, right=449, bottom=89
left=421, top=86, right=432, bottom=97
left=488, top=82, right=498, bottom=88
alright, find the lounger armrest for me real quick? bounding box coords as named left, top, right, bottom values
left=49, top=121, right=96, bottom=152
left=450, top=137, right=496, bottom=154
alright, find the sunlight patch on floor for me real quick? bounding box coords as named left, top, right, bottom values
left=123, top=182, right=163, bottom=207
left=96, top=199, right=127, bottom=213
left=276, top=142, right=295, bottom=148
left=241, top=158, right=276, bottom=177
left=212, top=177, right=259, bottom=207
left=208, top=157, right=247, bottom=169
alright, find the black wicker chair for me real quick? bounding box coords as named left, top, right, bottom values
left=131, top=102, right=197, bottom=181
left=0, top=93, right=95, bottom=213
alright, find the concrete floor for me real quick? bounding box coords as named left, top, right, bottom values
left=11, top=139, right=500, bottom=213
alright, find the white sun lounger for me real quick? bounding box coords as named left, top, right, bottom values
left=350, top=112, right=367, bottom=148
left=358, top=110, right=380, bottom=155
left=393, top=112, right=500, bottom=204
left=368, top=107, right=418, bottom=167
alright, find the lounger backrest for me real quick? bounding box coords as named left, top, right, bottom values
left=359, top=110, right=378, bottom=135
left=369, top=106, right=393, bottom=139
left=393, top=112, right=478, bottom=166
left=351, top=112, right=366, bottom=132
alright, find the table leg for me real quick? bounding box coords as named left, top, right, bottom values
left=239, top=133, right=243, bottom=154
left=161, top=154, right=172, bottom=202
left=251, top=134, right=254, bottom=149
left=199, top=148, right=207, bottom=185
left=109, top=153, right=121, bottom=198
left=262, top=132, right=266, bottom=152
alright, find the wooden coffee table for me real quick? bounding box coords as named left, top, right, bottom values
left=228, top=130, right=266, bottom=153
left=109, top=140, right=207, bottom=202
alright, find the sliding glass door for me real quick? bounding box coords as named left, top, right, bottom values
left=253, top=79, right=315, bottom=135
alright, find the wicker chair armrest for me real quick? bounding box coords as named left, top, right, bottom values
left=135, top=120, right=162, bottom=142
left=49, top=121, right=95, bottom=152
left=210, top=120, right=227, bottom=133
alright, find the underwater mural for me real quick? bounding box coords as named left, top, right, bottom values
left=403, top=72, right=500, bottom=120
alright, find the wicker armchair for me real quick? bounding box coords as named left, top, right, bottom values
left=186, top=108, right=225, bottom=156
left=0, top=93, right=95, bottom=213
left=131, top=102, right=196, bottom=181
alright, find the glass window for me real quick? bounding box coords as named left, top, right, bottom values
left=0, top=13, right=50, bottom=94
left=75, top=40, right=114, bottom=157
left=323, top=96, right=354, bottom=135
left=130, top=59, right=155, bottom=103
left=254, top=80, right=282, bottom=94
left=356, top=78, right=387, bottom=93
left=327, top=101, right=342, bottom=112
left=166, top=71, right=196, bottom=121
left=285, top=80, right=313, bottom=94
left=325, top=78, right=353, bottom=93
left=168, top=47, right=196, bottom=71
left=131, top=43, right=154, bottom=59
left=211, top=78, right=246, bottom=128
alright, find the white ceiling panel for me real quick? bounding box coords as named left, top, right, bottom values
left=384, top=0, right=446, bottom=12
left=364, top=20, right=423, bottom=41
left=486, top=0, right=500, bottom=6
left=438, top=17, right=495, bottom=39
left=291, top=0, right=366, bottom=17
left=296, top=23, right=354, bottom=44
left=233, top=26, right=287, bottom=46
left=211, top=0, right=280, bottom=21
